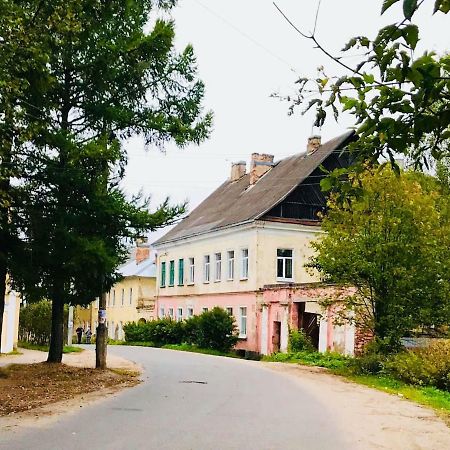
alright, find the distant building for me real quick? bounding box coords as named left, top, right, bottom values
left=75, top=242, right=156, bottom=341
left=1, top=276, right=21, bottom=353
left=153, top=132, right=359, bottom=356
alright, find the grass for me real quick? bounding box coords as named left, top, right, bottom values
left=18, top=341, right=84, bottom=354
left=0, top=349, right=22, bottom=357
left=162, top=343, right=239, bottom=358
left=263, top=350, right=350, bottom=370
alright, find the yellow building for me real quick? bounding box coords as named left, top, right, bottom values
left=1, top=277, right=21, bottom=353
left=75, top=244, right=157, bottom=341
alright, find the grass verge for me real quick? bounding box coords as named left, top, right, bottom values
left=18, top=341, right=84, bottom=354
left=0, top=349, right=22, bottom=357
left=162, top=343, right=239, bottom=358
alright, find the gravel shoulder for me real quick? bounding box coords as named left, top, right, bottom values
left=263, top=361, right=450, bottom=450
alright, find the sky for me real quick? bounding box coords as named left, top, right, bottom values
left=122, top=0, right=450, bottom=243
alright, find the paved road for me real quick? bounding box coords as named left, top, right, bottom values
left=1, top=346, right=449, bottom=450
left=1, top=346, right=350, bottom=450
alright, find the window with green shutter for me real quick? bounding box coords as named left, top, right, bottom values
left=160, top=262, right=166, bottom=287
left=169, top=260, right=175, bottom=286
left=178, top=259, right=184, bottom=285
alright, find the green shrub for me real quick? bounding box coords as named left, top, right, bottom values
left=386, top=340, right=450, bottom=391
left=349, top=352, right=387, bottom=375
left=288, top=329, right=315, bottom=353
left=193, top=307, right=238, bottom=352
left=19, top=300, right=69, bottom=345
left=123, top=307, right=238, bottom=352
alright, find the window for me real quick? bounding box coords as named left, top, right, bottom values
left=112, top=290, right=116, bottom=306
left=177, top=307, right=183, bottom=322
left=169, top=260, right=175, bottom=286
left=241, top=249, right=249, bottom=279
left=202, top=307, right=208, bottom=313
left=187, top=307, right=194, bottom=318
left=107, top=291, right=111, bottom=307
left=277, top=249, right=293, bottom=280
left=188, top=257, right=195, bottom=284
left=121, top=288, right=125, bottom=306
left=160, top=262, right=166, bottom=287
left=129, top=288, right=133, bottom=305
left=215, top=253, right=222, bottom=281
left=227, top=250, right=235, bottom=280
left=168, top=308, right=174, bottom=319
left=178, top=259, right=184, bottom=286
left=239, top=307, right=247, bottom=337
left=159, top=307, right=165, bottom=318
left=226, top=307, right=233, bottom=316
left=204, top=255, right=210, bottom=282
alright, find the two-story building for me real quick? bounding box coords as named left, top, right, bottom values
left=153, top=132, right=358, bottom=356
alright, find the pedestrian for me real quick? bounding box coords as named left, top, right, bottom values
left=85, top=327, right=92, bottom=344
left=76, top=326, right=83, bottom=344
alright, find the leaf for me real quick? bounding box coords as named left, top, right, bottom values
left=403, top=0, right=417, bottom=19
left=434, top=0, right=450, bottom=13
left=402, top=24, right=419, bottom=49
left=381, top=0, right=401, bottom=14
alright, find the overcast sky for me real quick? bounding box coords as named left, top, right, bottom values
left=121, top=0, right=449, bottom=242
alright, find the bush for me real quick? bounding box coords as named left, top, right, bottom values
left=194, top=307, right=238, bottom=352
left=386, top=340, right=450, bottom=391
left=349, top=352, right=387, bottom=375
left=288, top=329, right=315, bottom=353
left=123, top=307, right=238, bottom=352
left=19, top=300, right=69, bottom=345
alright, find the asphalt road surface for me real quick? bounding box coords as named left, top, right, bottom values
left=1, top=346, right=449, bottom=450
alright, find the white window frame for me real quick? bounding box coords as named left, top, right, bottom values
left=240, top=248, right=249, bottom=280
left=121, top=288, right=125, bottom=306
left=277, top=248, right=294, bottom=281
left=226, top=306, right=233, bottom=316
left=239, top=306, right=247, bottom=338
left=187, top=307, right=194, bottom=318
left=159, top=307, right=165, bottom=318
left=203, top=255, right=211, bottom=283
left=168, top=308, right=174, bottom=319
left=177, top=307, right=183, bottom=322
left=227, top=250, right=235, bottom=280
left=129, top=288, right=133, bottom=305
left=214, top=252, right=222, bottom=281
left=188, top=257, right=195, bottom=284
left=112, top=290, right=116, bottom=306
left=202, top=307, right=208, bottom=313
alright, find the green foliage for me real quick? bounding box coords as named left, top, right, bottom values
left=18, top=301, right=68, bottom=345
left=386, top=341, right=450, bottom=391
left=264, top=351, right=350, bottom=370
left=309, top=166, right=450, bottom=346
left=18, top=341, right=83, bottom=354
left=123, top=307, right=239, bottom=352
left=285, top=1, right=450, bottom=171
left=288, top=329, right=315, bottom=353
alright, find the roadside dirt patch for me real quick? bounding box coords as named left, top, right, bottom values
left=0, top=363, right=139, bottom=416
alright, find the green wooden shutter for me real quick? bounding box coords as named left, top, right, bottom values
left=178, top=259, right=184, bottom=285
left=169, top=260, right=175, bottom=286
left=160, top=262, right=166, bottom=287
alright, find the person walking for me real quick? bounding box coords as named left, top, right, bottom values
left=85, top=327, right=92, bottom=344
left=76, top=326, right=83, bottom=344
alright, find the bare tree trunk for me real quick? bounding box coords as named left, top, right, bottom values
left=47, top=297, right=65, bottom=363
left=96, top=290, right=107, bottom=369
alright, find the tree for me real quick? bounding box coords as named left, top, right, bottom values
left=308, top=166, right=450, bottom=349
left=274, top=0, right=450, bottom=172
left=4, top=0, right=212, bottom=362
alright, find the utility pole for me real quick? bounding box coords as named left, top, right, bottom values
left=96, top=288, right=107, bottom=369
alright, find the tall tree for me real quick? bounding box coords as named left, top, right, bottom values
left=308, top=166, right=450, bottom=349
left=274, top=0, right=450, bottom=173
left=5, top=0, right=212, bottom=362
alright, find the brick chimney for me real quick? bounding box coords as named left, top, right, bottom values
left=250, top=153, right=274, bottom=185
left=230, top=161, right=246, bottom=181
left=135, top=238, right=150, bottom=264
left=307, top=135, right=321, bottom=155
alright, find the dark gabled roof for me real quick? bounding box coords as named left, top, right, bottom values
left=153, top=131, right=355, bottom=246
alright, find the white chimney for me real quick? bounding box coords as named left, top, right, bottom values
left=307, top=135, right=321, bottom=155
left=250, top=153, right=274, bottom=184
left=230, top=161, right=246, bottom=181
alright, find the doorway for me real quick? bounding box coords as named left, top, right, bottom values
left=297, top=303, right=320, bottom=350
left=272, top=321, right=281, bottom=353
